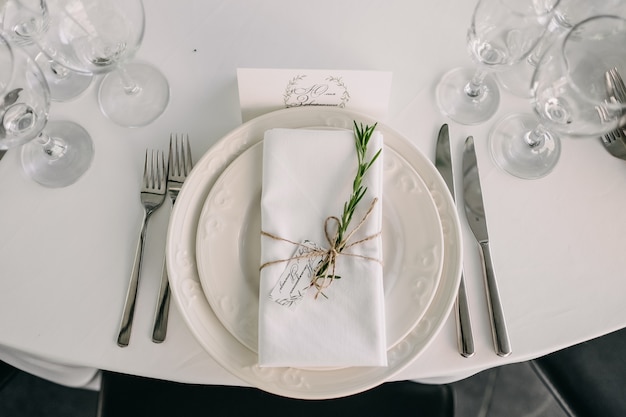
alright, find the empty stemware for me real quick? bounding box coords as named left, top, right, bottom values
left=496, top=0, right=625, bottom=98
left=34, top=0, right=169, bottom=127
left=0, top=0, right=93, bottom=101
left=489, top=15, right=626, bottom=179
left=435, top=0, right=559, bottom=125
left=0, top=34, right=93, bottom=187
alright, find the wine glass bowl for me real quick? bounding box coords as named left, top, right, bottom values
left=532, top=16, right=626, bottom=137
left=42, top=0, right=143, bottom=75
left=0, top=33, right=94, bottom=188
left=37, top=0, right=168, bottom=127
left=496, top=0, right=626, bottom=98
left=490, top=15, right=626, bottom=180
left=0, top=0, right=93, bottom=101
left=436, top=0, right=559, bottom=125
left=0, top=0, right=49, bottom=46
left=0, top=37, right=49, bottom=151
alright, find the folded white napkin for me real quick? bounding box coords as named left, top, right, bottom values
left=259, top=127, right=387, bottom=368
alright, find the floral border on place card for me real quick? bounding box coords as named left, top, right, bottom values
left=237, top=68, right=392, bottom=122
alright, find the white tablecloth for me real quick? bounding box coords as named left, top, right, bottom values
left=1, top=0, right=625, bottom=389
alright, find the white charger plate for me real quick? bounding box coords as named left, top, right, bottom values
left=166, top=106, right=463, bottom=399
left=196, top=141, right=444, bottom=353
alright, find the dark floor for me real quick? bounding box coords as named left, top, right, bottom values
left=0, top=361, right=566, bottom=417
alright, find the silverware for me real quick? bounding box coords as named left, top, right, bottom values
left=600, top=128, right=626, bottom=160
left=607, top=67, right=626, bottom=102
left=435, top=124, right=475, bottom=358
left=462, top=136, right=512, bottom=357
left=600, top=68, right=626, bottom=159
left=118, top=150, right=167, bottom=347
left=151, top=134, right=192, bottom=343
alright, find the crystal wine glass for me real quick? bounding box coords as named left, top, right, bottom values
left=435, top=0, right=559, bottom=125
left=34, top=0, right=169, bottom=127
left=489, top=15, right=626, bottom=179
left=496, top=0, right=625, bottom=98
left=0, top=0, right=93, bottom=101
left=0, top=34, right=93, bottom=187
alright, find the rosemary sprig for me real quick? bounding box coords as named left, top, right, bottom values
left=312, top=121, right=382, bottom=292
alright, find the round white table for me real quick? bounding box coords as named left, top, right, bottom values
left=0, top=0, right=625, bottom=391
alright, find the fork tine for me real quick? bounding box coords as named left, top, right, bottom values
left=169, top=134, right=176, bottom=178
left=183, top=134, right=192, bottom=175
left=168, top=134, right=192, bottom=179
left=146, top=149, right=166, bottom=191
left=143, top=150, right=150, bottom=188
left=150, top=150, right=158, bottom=189
left=158, top=150, right=166, bottom=190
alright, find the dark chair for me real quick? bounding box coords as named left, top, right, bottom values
left=531, top=327, right=626, bottom=417
left=0, top=361, right=17, bottom=393
left=97, top=371, right=454, bottom=417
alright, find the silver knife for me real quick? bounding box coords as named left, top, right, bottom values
left=435, top=124, right=475, bottom=358
left=462, top=136, right=512, bottom=357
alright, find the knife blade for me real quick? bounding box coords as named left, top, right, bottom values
left=435, top=124, right=475, bottom=358
left=462, top=136, right=512, bottom=357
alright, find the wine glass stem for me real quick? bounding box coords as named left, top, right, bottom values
left=49, top=61, right=71, bottom=80
left=464, top=68, right=489, bottom=98
left=526, top=125, right=547, bottom=147
left=37, top=131, right=67, bottom=159
left=527, top=18, right=566, bottom=67
left=118, top=66, right=142, bottom=96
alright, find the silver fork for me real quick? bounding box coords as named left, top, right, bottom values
left=600, top=68, right=626, bottom=160
left=601, top=128, right=626, bottom=160
left=608, top=67, right=626, bottom=102
left=118, top=150, right=167, bottom=347
left=151, top=134, right=192, bottom=343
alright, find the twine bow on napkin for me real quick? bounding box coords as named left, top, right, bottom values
left=260, top=197, right=382, bottom=300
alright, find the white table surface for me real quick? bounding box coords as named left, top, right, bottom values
left=1, top=0, right=625, bottom=390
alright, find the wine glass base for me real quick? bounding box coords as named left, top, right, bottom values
left=436, top=67, right=500, bottom=125
left=489, top=113, right=561, bottom=180
left=98, top=61, right=170, bottom=128
left=35, top=53, right=93, bottom=102
left=21, top=120, right=94, bottom=188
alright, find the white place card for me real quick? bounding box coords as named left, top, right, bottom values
left=237, top=68, right=392, bottom=122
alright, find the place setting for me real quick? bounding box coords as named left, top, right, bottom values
left=2, top=0, right=626, bottom=406
left=152, top=2, right=626, bottom=398
left=165, top=104, right=464, bottom=399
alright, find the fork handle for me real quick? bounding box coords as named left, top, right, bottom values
left=117, top=213, right=148, bottom=347
left=151, top=259, right=171, bottom=343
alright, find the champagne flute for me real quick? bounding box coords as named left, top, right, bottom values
left=35, top=0, right=169, bottom=127
left=489, top=15, right=626, bottom=179
left=0, top=0, right=93, bottom=101
left=496, top=0, right=625, bottom=98
left=0, top=34, right=93, bottom=187
left=435, top=0, right=559, bottom=125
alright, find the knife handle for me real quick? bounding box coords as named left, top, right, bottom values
left=455, top=274, right=475, bottom=357
left=478, top=241, right=512, bottom=357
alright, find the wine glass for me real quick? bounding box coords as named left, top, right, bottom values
left=34, top=0, right=169, bottom=127
left=0, top=0, right=93, bottom=101
left=435, top=0, right=559, bottom=125
left=496, top=0, right=625, bottom=98
left=489, top=15, right=626, bottom=180
left=0, top=34, right=93, bottom=187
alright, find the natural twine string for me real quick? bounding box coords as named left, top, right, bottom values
left=260, top=198, right=382, bottom=299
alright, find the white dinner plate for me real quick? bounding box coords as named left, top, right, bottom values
left=196, top=140, right=444, bottom=353
left=166, top=106, right=462, bottom=399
